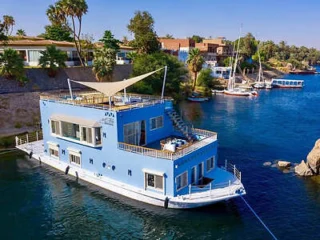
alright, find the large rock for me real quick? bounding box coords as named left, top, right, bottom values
left=295, top=160, right=313, bottom=176
left=278, top=161, right=291, bottom=168
left=306, top=139, right=320, bottom=174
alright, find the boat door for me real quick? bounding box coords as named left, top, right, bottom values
left=198, top=162, right=204, bottom=184
left=139, top=120, right=146, bottom=146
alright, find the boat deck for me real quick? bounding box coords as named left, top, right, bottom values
left=16, top=139, right=245, bottom=209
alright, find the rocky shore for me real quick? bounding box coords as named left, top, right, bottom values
left=295, top=139, right=320, bottom=176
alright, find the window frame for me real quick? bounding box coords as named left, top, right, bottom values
left=47, top=142, right=59, bottom=160
left=144, top=172, right=164, bottom=192
left=176, top=171, right=188, bottom=191
left=68, top=149, right=81, bottom=167
left=150, top=116, right=164, bottom=131
left=206, top=156, right=215, bottom=172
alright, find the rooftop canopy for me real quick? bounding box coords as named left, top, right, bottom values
left=70, top=68, right=164, bottom=97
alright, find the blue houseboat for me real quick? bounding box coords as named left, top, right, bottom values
left=16, top=69, right=245, bottom=209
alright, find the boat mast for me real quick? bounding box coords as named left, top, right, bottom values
left=230, top=26, right=242, bottom=90
left=257, top=42, right=263, bottom=83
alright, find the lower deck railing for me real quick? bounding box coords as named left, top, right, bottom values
left=15, top=131, right=43, bottom=146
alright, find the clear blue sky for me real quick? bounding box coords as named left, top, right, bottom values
left=1, top=0, right=320, bottom=48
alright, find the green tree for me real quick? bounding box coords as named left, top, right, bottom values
left=16, top=29, right=26, bottom=36
left=39, top=45, right=67, bottom=77
left=163, top=34, right=174, bottom=39
left=129, top=52, right=187, bottom=100
left=2, top=15, right=15, bottom=36
left=99, top=30, right=122, bottom=51
left=92, top=48, right=116, bottom=81
left=190, top=35, right=203, bottom=43
left=197, top=68, right=213, bottom=87
left=46, top=0, right=88, bottom=66
left=0, top=48, right=26, bottom=82
left=127, top=11, right=160, bottom=54
left=80, top=33, right=94, bottom=66
left=237, top=32, right=257, bottom=60
left=39, top=24, right=73, bottom=42
left=187, top=48, right=204, bottom=90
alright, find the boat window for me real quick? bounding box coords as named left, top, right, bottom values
left=95, top=127, right=102, bottom=145
left=81, top=127, right=93, bottom=144
left=69, top=151, right=81, bottom=166
left=124, top=121, right=141, bottom=145
left=51, top=120, right=60, bottom=135
left=198, top=162, right=204, bottom=180
left=61, top=121, right=80, bottom=141
left=191, top=166, right=197, bottom=184
left=145, top=173, right=163, bottom=191
left=150, top=116, right=163, bottom=130
left=206, top=157, right=215, bottom=172
left=176, top=171, right=188, bottom=191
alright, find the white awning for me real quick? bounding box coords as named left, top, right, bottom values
left=67, top=147, right=81, bottom=155
left=142, top=168, right=165, bottom=176
left=51, top=114, right=101, bottom=127
left=70, top=68, right=163, bottom=97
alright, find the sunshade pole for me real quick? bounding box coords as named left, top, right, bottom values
left=161, top=66, right=167, bottom=100
left=67, top=78, right=73, bottom=100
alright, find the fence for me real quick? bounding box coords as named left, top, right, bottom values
left=15, top=131, right=43, bottom=146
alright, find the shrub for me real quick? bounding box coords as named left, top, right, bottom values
left=39, top=45, right=67, bottom=77
left=14, top=122, right=22, bottom=128
left=0, top=48, right=26, bottom=81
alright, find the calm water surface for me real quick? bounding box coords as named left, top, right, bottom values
left=1, top=73, right=320, bottom=239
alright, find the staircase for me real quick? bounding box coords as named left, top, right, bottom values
left=166, top=109, right=197, bottom=141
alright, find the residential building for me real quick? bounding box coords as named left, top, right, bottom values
left=159, top=38, right=195, bottom=62
left=203, top=37, right=233, bottom=63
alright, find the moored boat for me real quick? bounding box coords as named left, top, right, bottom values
left=15, top=68, right=245, bottom=209
left=271, top=78, right=304, bottom=88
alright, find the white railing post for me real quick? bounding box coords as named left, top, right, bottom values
left=36, top=132, right=39, bottom=141
left=26, top=134, right=29, bottom=143
left=189, top=184, right=191, bottom=198
left=15, top=136, right=18, bottom=146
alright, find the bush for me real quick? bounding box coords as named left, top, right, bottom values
left=0, top=48, right=26, bottom=81
left=14, top=122, right=22, bottom=128
left=0, top=136, right=15, bottom=148
left=39, top=45, right=67, bottom=77
left=197, top=69, right=213, bottom=87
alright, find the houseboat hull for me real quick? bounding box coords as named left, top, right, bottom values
left=16, top=140, right=245, bottom=209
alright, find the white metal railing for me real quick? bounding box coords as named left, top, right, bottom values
left=223, top=159, right=242, bottom=181
left=188, top=180, right=237, bottom=199
left=118, top=131, right=217, bottom=161
left=15, top=131, right=43, bottom=146
left=40, top=92, right=172, bottom=112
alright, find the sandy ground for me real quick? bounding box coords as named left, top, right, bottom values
left=0, top=92, right=41, bottom=137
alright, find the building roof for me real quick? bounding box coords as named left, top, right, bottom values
left=94, top=42, right=135, bottom=50
left=159, top=38, right=195, bottom=51
left=0, top=39, right=75, bottom=47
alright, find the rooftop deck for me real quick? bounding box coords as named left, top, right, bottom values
left=40, top=91, right=172, bottom=112
left=118, top=128, right=217, bottom=160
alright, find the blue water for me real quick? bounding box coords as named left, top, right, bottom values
left=1, top=73, right=320, bottom=239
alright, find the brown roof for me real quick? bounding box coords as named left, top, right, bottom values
left=1, top=39, right=75, bottom=47
left=94, top=42, right=135, bottom=50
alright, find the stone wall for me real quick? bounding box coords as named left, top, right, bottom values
left=0, top=65, right=132, bottom=94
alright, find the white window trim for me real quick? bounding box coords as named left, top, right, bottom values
left=206, top=157, right=215, bottom=172
left=150, top=116, right=164, bottom=131
left=68, top=148, right=82, bottom=167
left=191, top=165, right=197, bottom=184
left=176, top=171, right=188, bottom=191
left=47, top=141, right=59, bottom=159
left=50, top=119, right=102, bottom=147
left=143, top=169, right=164, bottom=192
left=198, top=162, right=204, bottom=181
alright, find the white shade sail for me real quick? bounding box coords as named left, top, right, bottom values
left=70, top=68, right=164, bottom=97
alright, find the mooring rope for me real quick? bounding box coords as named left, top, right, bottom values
left=240, top=195, right=278, bottom=240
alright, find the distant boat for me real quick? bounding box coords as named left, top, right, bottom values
left=289, top=67, right=316, bottom=75
left=187, top=96, right=209, bottom=102
left=271, top=79, right=304, bottom=88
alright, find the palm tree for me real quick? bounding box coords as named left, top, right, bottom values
left=2, top=15, right=15, bottom=36
left=39, top=45, right=67, bottom=77
left=46, top=0, right=88, bottom=66
left=92, top=48, right=116, bottom=81
left=0, top=48, right=25, bottom=81
left=187, top=48, right=204, bottom=90
left=16, top=29, right=26, bottom=37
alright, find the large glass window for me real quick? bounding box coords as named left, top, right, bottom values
left=176, top=171, right=188, bottom=190
left=51, top=120, right=60, bottom=135
left=28, top=50, right=42, bottom=62
left=150, top=116, right=163, bottom=130
left=145, top=173, right=163, bottom=191
left=124, top=121, right=141, bottom=145
left=61, top=121, right=80, bottom=140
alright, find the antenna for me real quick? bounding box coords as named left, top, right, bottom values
left=161, top=66, right=168, bottom=100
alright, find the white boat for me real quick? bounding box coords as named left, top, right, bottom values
left=187, top=96, right=208, bottom=102
left=253, top=42, right=266, bottom=89
left=212, top=89, right=225, bottom=94
left=224, top=28, right=257, bottom=97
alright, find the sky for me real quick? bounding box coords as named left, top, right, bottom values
left=1, top=0, right=320, bottom=48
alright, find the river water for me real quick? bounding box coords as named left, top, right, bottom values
left=1, top=73, right=320, bottom=239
